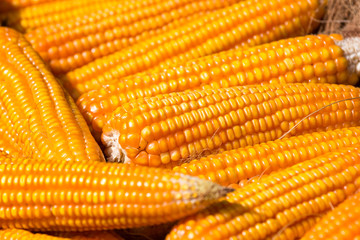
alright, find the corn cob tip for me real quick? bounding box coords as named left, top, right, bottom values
left=222, top=187, right=235, bottom=194
left=202, top=184, right=234, bottom=200
left=174, top=173, right=234, bottom=201
left=336, top=36, right=360, bottom=78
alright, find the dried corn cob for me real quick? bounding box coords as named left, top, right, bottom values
left=61, top=0, right=325, bottom=99
left=1, top=0, right=120, bottom=33
left=102, top=83, right=360, bottom=168
left=0, top=0, right=54, bottom=12
left=126, top=10, right=219, bottom=48
left=26, top=0, right=240, bottom=74
left=0, top=229, right=123, bottom=240
left=174, top=127, right=360, bottom=186
left=302, top=190, right=360, bottom=239
left=166, top=145, right=360, bottom=240
left=78, top=34, right=359, bottom=138
left=0, top=158, right=231, bottom=231
left=23, top=0, right=165, bottom=36
left=25, top=9, right=218, bottom=55
left=0, top=27, right=104, bottom=162
left=0, top=229, right=68, bottom=240
left=268, top=216, right=321, bottom=240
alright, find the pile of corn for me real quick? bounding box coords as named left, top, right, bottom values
left=0, top=0, right=360, bottom=239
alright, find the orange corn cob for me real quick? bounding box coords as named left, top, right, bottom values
left=125, top=10, right=220, bottom=48
left=61, top=0, right=325, bottom=99
left=0, top=157, right=231, bottom=231
left=267, top=216, right=321, bottom=240
left=166, top=145, right=360, bottom=240
left=0, top=229, right=123, bottom=240
left=0, top=229, right=68, bottom=240
left=102, top=83, right=360, bottom=168
left=0, top=0, right=54, bottom=12
left=24, top=9, right=221, bottom=51
left=174, top=127, right=360, bottom=186
left=23, top=0, right=165, bottom=36
left=0, top=27, right=104, bottom=162
left=302, top=190, right=360, bottom=239
left=77, top=34, right=359, bottom=139
left=1, top=0, right=120, bottom=33
left=26, top=0, right=240, bottom=74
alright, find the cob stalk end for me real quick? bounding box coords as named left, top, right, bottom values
left=336, top=37, right=360, bottom=78
left=102, top=129, right=128, bottom=163
left=175, top=174, right=234, bottom=201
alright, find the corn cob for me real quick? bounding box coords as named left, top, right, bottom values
left=269, top=216, right=321, bottom=240
left=0, top=0, right=53, bottom=12
left=0, top=229, right=123, bottom=240
left=1, top=0, right=120, bottom=33
left=24, top=9, right=218, bottom=52
left=23, top=0, right=166, bottom=36
left=0, top=27, right=104, bottom=162
left=26, top=0, right=240, bottom=75
left=302, top=190, right=360, bottom=239
left=77, top=34, right=359, bottom=139
left=173, top=127, right=360, bottom=186
left=0, top=158, right=231, bottom=231
left=102, top=83, right=360, bottom=168
left=0, top=229, right=68, bottom=240
left=166, top=145, right=360, bottom=240
left=126, top=10, right=218, bottom=48
left=61, top=0, right=325, bottom=100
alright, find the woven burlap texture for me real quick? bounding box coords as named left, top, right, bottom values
left=319, top=0, right=360, bottom=34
